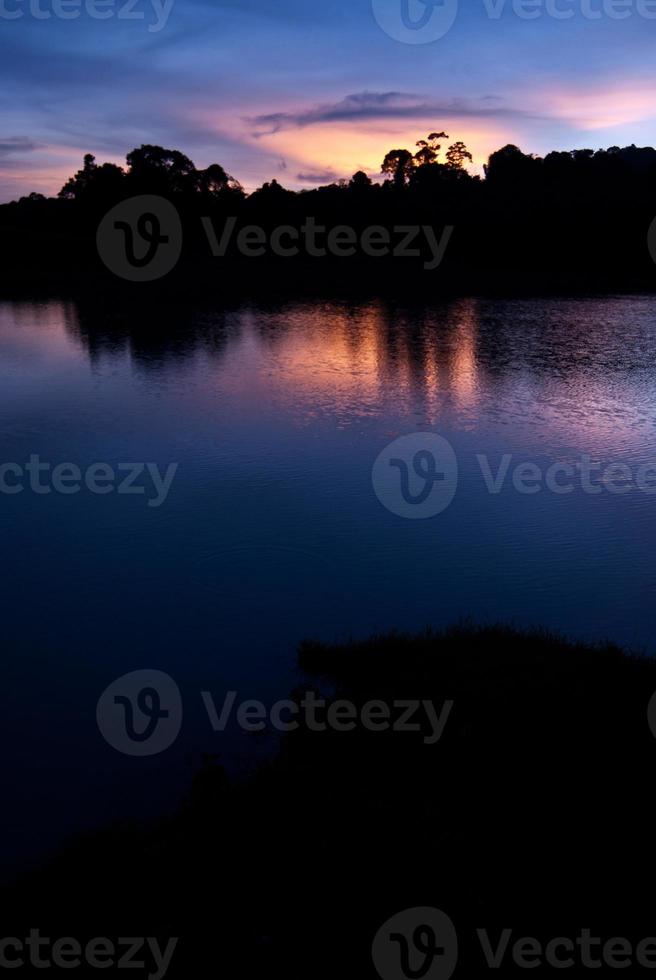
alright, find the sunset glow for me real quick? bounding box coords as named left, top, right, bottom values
left=4, top=2, right=656, bottom=199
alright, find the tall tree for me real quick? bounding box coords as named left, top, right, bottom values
left=445, top=141, right=473, bottom=170
left=349, top=170, right=373, bottom=191
left=381, top=149, right=414, bottom=188
left=126, top=145, right=197, bottom=195
left=58, top=154, right=125, bottom=201
left=196, top=163, right=242, bottom=197
left=414, top=132, right=449, bottom=166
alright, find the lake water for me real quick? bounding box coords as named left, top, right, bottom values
left=2, top=294, right=656, bottom=872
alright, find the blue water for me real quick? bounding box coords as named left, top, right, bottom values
left=1, top=295, right=655, bottom=871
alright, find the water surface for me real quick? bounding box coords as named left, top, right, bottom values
left=1, top=295, right=655, bottom=870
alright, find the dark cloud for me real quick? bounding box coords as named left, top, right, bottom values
left=296, top=170, right=340, bottom=184
left=248, top=91, right=532, bottom=136
left=0, top=138, right=41, bottom=156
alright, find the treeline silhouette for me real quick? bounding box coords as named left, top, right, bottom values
left=3, top=134, right=656, bottom=293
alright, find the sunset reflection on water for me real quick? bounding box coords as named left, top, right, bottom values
left=2, top=293, right=656, bottom=872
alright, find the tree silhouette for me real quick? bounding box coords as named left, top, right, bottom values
left=414, top=131, right=449, bottom=166
left=9, top=132, right=656, bottom=293
left=125, top=145, right=197, bottom=195
left=484, top=143, right=538, bottom=185
left=381, top=148, right=414, bottom=188
left=196, top=163, right=243, bottom=197
left=445, top=141, right=473, bottom=170
left=58, top=154, right=125, bottom=202
left=348, top=170, right=373, bottom=191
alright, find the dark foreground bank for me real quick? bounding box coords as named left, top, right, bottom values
left=2, top=624, right=656, bottom=977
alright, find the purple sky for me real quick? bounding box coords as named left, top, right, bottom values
left=2, top=0, right=656, bottom=201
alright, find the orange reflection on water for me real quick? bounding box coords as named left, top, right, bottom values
left=236, top=298, right=482, bottom=428
left=447, top=299, right=479, bottom=414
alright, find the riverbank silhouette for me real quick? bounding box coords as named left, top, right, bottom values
left=3, top=139, right=656, bottom=294
left=3, top=623, right=656, bottom=976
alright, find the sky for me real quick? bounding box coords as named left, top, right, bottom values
left=1, top=0, right=656, bottom=201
